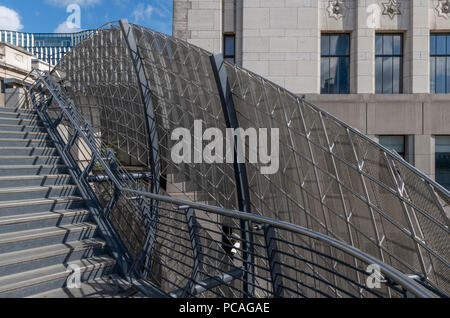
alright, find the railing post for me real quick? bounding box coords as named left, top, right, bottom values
left=263, top=225, right=284, bottom=298
left=209, top=54, right=254, bottom=297
left=181, top=207, right=203, bottom=297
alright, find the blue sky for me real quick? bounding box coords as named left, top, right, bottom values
left=0, top=0, right=173, bottom=34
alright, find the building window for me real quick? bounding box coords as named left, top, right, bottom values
left=436, top=136, right=450, bottom=190
left=430, top=33, right=450, bottom=93
left=321, top=33, right=350, bottom=94
left=224, top=34, right=235, bottom=64
left=375, top=33, right=403, bottom=94
left=379, top=135, right=405, bottom=158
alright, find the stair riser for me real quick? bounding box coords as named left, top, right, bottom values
left=0, top=200, right=85, bottom=217
left=0, top=246, right=106, bottom=277
left=0, top=113, right=39, bottom=120
left=0, top=133, right=50, bottom=140
left=0, top=227, right=98, bottom=254
left=0, top=125, right=46, bottom=133
left=0, top=264, right=115, bottom=298
left=0, top=213, right=91, bottom=234
left=0, top=140, right=53, bottom=148
left=0, top=176, right=73, bottom=188
left=0, top=167, right=68, bottom=176
left=0, top=148, right=58, bottom=156
left=0, top=119, right=42, bottom=126
left=0, top=157, right=62, bottom=166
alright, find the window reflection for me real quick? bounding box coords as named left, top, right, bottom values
left=321, top=34, right=350, bottom=94
left=375, top=34, right=403, bottom=94
left=379, top=136, right=405, bottom=159
left=224, top=34, right=235, bottom=64
left=436, top=136, right=450, bottom=190
left=430, top=33, right=450, bottom=94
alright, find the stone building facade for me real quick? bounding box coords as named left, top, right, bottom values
left=173, top=0, right=450, bottom=189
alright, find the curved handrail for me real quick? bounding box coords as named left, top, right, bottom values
left=119, top=187, right=438, bottom=298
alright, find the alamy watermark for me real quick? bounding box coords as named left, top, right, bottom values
left=170, top=120, right=280, bottom=175
left=366, top=264, right=386, bottom=289
left=66, top=264, right=81, bottom=289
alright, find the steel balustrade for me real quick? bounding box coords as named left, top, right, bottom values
left=23, top=19, right=450, bottom=298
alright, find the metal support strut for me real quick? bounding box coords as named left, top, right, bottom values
left=210, top=54, right=255, bottom=297
left=119, top=19, right=160, bottom=278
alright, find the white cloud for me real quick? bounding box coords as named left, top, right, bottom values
left=0, top=6, right=23, bottom=31
left=46, top=0, right=101, bottom=7
left=54, top=21, right=83, bottom=33
left=132, top=3, right=154, bottom=25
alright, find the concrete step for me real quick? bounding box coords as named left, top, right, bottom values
left=0, top=130, right=50, bottom=140
left=0, top=209, right=91, bottom=234
left=0, top=107, right=37, bottom=114
left=0, top=155, right=62, bottom=166
left=0, top=184, right=79, bottom=202
left=0, top=147, right=58, bottom=156
left=0, top=196, right=86, bottom=216
left=0, top=256, right=116, bottom=298
left=0, top=124, right=46, bottom=133
left=0, top=164, right=68, bottom=176
left=28, top=275, right=145, bottom=298
left=0, top=223, right=98, bottom=254
left=0, top=117, right=43, bottom=126
left=0, top=238, right=106, bottom=277
left=0, top=174, right=73, bottom=188
left=0, top=138, right=53, bottom=148
left=0, top=111, right=39, bottom=120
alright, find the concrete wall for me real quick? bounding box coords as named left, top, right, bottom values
left=0, top=44, right=32, bottom=72
left=173, top=0, right=450, bottom=94
left=173, top=0, right=222, bottom=53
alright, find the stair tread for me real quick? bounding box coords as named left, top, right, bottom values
left=0, top=138, right=52, bottom=142
left=0, top=256, right=115, bottom=294
left=0, top=124, right=44, bottom=129
left=0, top=184, right=77, bottom=194
left=0, top=131, right=47, bottom=135
left=0, top=111, right=38, bottom=116
left=0, top=222, right=98, bottom=245
left=0, top=155, right=59, bottom=158
left=27, top=275, right=143, bottom=298
left=0, top=209, right=90, bottom=226
left=0, top=117, right=39, bottom=122
left=0, top=164, right=66, bottom=169
left=0, top=146, right=56, bottom=150
left=0, top=238, right=105, bottom=267
left=0, top=196, right=83, bottom=209
left=0, top=174, right=71, bottom=181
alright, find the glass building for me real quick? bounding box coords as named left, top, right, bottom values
left=0, top=29, right=95, bottom=65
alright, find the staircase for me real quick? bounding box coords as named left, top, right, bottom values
left=0, top=106, right=139, bottom=298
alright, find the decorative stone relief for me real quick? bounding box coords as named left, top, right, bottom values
left=382, top=0, right=401, bottom=19
left=436, top=0, right=450, bottom=19
left=327, top=0, right=345, bottom=20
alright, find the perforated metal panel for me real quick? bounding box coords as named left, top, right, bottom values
left=52, top=21, right=450, bottom=296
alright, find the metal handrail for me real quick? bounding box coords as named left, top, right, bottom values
left=116, top=187, right=438, bottom=298
left=29, top=68, right=157, bottom=283
left=31, top=68, right=133, bottom=190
